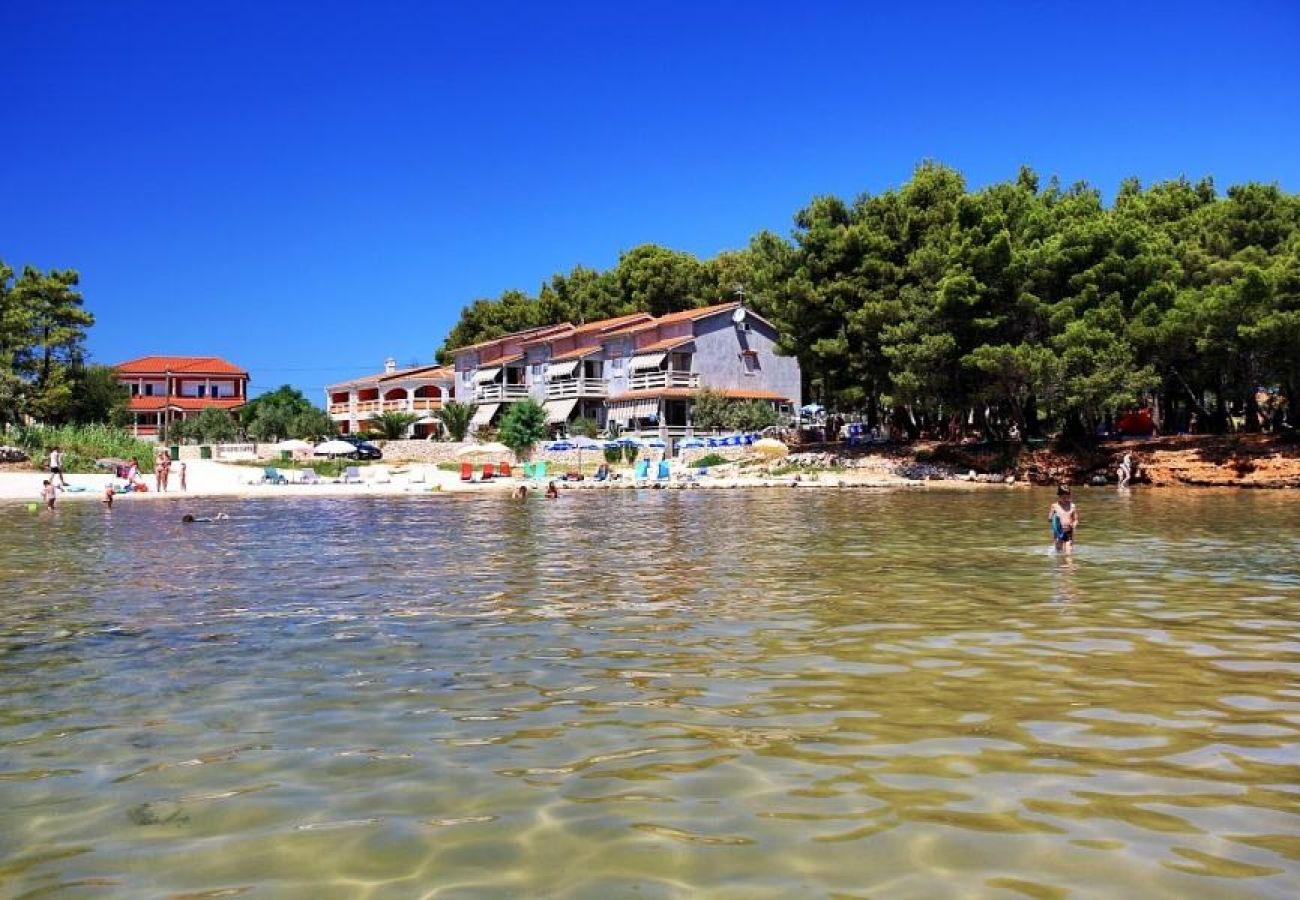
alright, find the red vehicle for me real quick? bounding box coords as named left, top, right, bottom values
left=1116, top=409, right=1156, bottom=436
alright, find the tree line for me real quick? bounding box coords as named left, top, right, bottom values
left=437, top=163, right=1300, bottom=438
left=0, top=261, right=125, bottom=425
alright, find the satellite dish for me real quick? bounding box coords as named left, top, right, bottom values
left=731, top=307, right=747, bottom=324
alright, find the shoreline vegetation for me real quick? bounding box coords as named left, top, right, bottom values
left=3, top=432, right=1297, bottom=503
left=437, top=164, right=1300, bottom=442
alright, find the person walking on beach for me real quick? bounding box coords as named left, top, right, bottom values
left=155, top=446, right=171, bottom=492
left=178, top=461, right=187, bottom=491
left=48, top=446, right=68, bottom=490
left=1048, top=485, right=1079, bottom=554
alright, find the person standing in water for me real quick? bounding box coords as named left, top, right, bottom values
left=1049, top=484, right=1079, bottom=554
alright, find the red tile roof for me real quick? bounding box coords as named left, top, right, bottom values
left=128, top=397, right=245, bottom=411
left=379, top=364, right=453, bottom=383
left=454, top=324, right=572, bottom=353
left=633, top=337, right=695, bottom=354
left=604, top=302, right=741, bottom=338
left=548, top=344, right=603, bottom=362
left=115, top=356, right=248, bottom=376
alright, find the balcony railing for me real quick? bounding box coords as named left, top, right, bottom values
left=545, top=378, right=607, bottom=399
left=628, top=371, right=699, bottom=392
left=330, top=397, right=444, bottom=417
left=475, top=383, right=531, bottom=403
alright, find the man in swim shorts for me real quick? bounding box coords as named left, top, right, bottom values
left=48, top=446, right=68, bottom=490
left=1048, top=484, right=1079, bottom=554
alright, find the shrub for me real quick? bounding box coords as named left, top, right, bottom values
left=693, top=453, right=728, bottom=468
left=11, top=423, right=157, bottom=474
left=499, top=399, right=547, bottom=457
left=570, top=417, right=599, bottom=438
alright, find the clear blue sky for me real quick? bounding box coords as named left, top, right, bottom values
left=3, top=1, right=1298, bottom=400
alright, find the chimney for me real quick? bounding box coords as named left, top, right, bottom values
left=384, top=357, right=396, bottom=374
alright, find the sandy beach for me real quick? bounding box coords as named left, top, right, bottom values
left=0, top=458, right=941, bottom=505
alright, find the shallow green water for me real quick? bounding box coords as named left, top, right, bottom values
left=1, top=488, right=1298, bottom=898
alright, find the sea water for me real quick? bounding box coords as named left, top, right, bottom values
left=1, top=489, right=1298, bottom=897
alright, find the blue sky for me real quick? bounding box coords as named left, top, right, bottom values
left=3, top=1, right=1298, bottom=400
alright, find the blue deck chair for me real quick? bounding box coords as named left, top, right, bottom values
left=655, top=460, right=671, bottom=481
left=262, top=466, right=288, bottom=485
left=634, top=459, right=650, bottom=482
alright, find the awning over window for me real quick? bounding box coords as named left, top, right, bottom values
left=544, top=398, right=579, bottom=423
left=472, top=367, right=501, bottom=384
left=608, top=398, right=660, bottom=424
left=545, top=360, right=580, bottom=379
left=628, top=353, right=666, bottom=371
left=470, top=403, right=499, bottom=427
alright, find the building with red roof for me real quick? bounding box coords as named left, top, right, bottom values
left=447, top=301, right=801, bottom=444
left=114, top=356, right=250, bottom=439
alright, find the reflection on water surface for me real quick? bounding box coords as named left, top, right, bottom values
left=2, top=489, right=1298, bottom=898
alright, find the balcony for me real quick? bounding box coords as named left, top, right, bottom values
left=328, top=403, right=351, bottom=416
left=355, top=400, right=381, bottom=415
left=545, top=378, right=607, bottom=400
left=628, top=371, right=699, bottom=392
left=475, top=383, right=530, bottom=403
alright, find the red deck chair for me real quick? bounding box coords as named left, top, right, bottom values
left=482, top=463, right=496, bottom=479
left=460, top=462, right=473, bottom=481
left=498, top=461, right=512, bottom=477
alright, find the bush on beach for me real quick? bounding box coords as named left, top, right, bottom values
left=8, top=423, right=157, bottom=474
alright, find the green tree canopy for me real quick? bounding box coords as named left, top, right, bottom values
left=435, top=401, right=475, bottom=441
left=498, top=399, right=547, bottom=457
left=241, top=385, right=334, bottom=442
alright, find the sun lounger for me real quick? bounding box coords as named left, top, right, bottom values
left=531, top=460, right=548, bottom=481
left=368, top=465, right=392, bottom=484
left=482, top=463, right=495, bottom=480
left=404, top=466, right=425, bottom=484
left=341, top=466, right=363, bottom=484
left=634, top=459, right=650, bottom=483
left=262, top=467, right=289, bottom=485
left=460, top=462, right=473, bottom=481
left=656, top=460, right=671, bottom=482
left=498, top=461, right=513, bottom=477
left=299, top=468, right=322, bottom=485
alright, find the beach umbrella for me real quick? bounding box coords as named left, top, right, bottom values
left=614, top=436, right=644, bottom=447
left=642, top=437, right=666, bottom=450
left=678, top=437, right=706, bottom=450
left=277, top=439, right=314, bottom=452
left=752, top=438, right=789, bottom=460
left=571, top=435, right=603, bottom=471
left=314, top=439, right=358, bottom=458
left=544, top=440, right=574, bottom=451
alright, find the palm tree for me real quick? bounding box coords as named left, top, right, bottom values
left=369, top=410, right=420, bottom=440
left=435, top=401, right=476, bottom=442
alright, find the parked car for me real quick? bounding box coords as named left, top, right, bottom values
left=315, top=435, right=383, bottom=460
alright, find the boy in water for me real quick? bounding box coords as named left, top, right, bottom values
left=1048, top=484, right=1079, bottom=554
left=41, top=479, right=57, bottom=510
